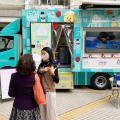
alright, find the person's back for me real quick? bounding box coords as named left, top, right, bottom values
left=9, top=73, right=39, bottom=110
left=8, top=54, right=44, bottom=120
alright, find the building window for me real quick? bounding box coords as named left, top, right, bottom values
left=0, top=36, right=14, bottom=52
left=58, top=0, right=63, bottom=5
left=41, top=0, right=69, bottom=6
left=41, top=0, right=47, bottom=5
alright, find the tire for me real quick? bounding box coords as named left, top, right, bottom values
left=91, top=73, right=110, bottom=90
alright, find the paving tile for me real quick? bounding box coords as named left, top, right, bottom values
left=0, top=88, right=117, bottom=120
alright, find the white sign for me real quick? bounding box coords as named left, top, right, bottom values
left=36, top=27, right=48, bottom=36
left=99, top=60, right=107, bottom=66
left=0, top=69, right=16, bottom=100
left=33, top=53, right=41, bottom=62
left=85, top=60, right=90, bottom=65
left=117, top=59, right=120, bottom=65
left=117, top=80, right=120, bottom=85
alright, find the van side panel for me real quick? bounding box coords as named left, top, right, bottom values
left=0, top=34, right=18, bottom=68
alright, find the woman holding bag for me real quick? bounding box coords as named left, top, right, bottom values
left=8, top=54, right=45, bottom=120
left=37, top=47, right=59, bottom=120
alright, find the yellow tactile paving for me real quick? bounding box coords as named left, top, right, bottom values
left=58, top=88, right=111, bottom=120
left=0, top=115, right=8, bottom=120
left=56, top=87, right=73, bottom=89
left=59, top=96, right=110, bottom=120
left=83, top=87, right=111, bottom=95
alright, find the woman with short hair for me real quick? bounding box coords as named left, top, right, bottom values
left=8, top=54, right=45, bottom=120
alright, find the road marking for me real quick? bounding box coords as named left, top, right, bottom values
left=83, top=87, right=111, bottom=95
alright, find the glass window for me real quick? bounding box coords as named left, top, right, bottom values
left=85, top=31, right=120, bottom=53
left=41, top=0, right=69, bottom=5
left=58, top=0, right=63, bottom=5
left=53, top=0, right=58, bottom=5
left=0, top=36, right=14, bottom=52
left=64, top=0, right=69, bottom=6
left=41, top=0, right=47, bottom=5
left=48, top=0, right=51, bottom=5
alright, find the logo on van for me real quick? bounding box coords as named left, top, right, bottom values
left=36, top=27, right=47, bottom=36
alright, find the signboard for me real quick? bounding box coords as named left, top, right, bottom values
left=99, top=60, right=107, bottom=66
left=0, top=69, right=16, bottom=101
left=31, top=22, right=52, bottom=65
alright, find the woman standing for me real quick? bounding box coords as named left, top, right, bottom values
left=37, top=47, right=59, bottom=120
left=8, top=54, right=45, bottom=120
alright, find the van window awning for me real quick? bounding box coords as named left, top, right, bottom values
left=82, top=0, right=120, bottom=9
left=0, top=18, right=22, bottom=34
left=81, top=4, right=120, bottom=9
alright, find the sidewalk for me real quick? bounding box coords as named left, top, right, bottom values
left=0, top=87, right=120, bottom=120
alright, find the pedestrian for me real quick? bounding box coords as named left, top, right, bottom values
left=37, top=47, right=59, bottom=120
left=8, top=54, right=45, bottom=120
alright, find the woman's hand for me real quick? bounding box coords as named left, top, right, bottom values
left=44, top=67, right=50, bottom=72
left=49, top=66, right=56, bottom=75
left=40, top=67, right=50, bottom=73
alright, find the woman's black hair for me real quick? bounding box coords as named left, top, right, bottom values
left=40, top=47, right=55, bottom=67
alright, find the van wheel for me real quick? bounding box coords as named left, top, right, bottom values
left=91, top=74, right=110, bottom=90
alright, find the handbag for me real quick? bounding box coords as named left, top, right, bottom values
left=33, top=73, right=46, bottom=105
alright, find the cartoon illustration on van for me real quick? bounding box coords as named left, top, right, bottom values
left=64, top=10, right=76, bottom=23
left=40, top=12, right=46, bottom=22
left=88, top=15, right=101, bottom=27
left=111, top=16, right=117, bottom=27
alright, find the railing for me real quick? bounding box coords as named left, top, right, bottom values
left=38, top=0, right=70, bottom=6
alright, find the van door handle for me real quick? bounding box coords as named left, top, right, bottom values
left=9, top=57, right=15, bottom=60
left=25, top=45, right=35, bottom=48
left=31, top=45, right=35, bottom=48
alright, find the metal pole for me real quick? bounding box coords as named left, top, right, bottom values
left=0, top=79, right=2, bottom=103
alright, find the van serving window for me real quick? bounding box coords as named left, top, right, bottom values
left=0, top=36, right=14, bottom=52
